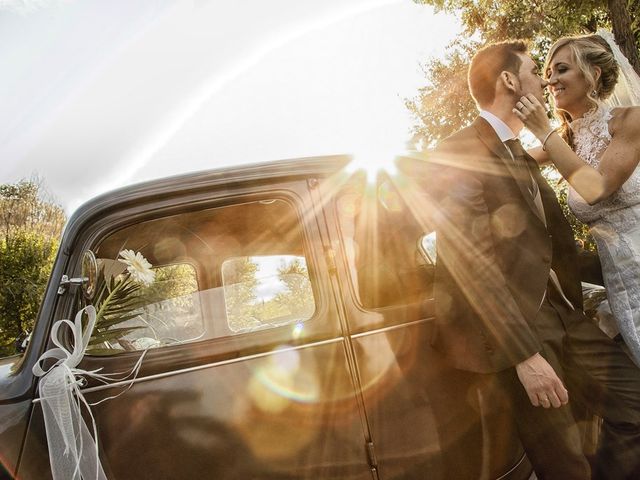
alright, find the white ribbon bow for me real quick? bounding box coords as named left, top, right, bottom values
left=33, top=306, right=147, bottom=480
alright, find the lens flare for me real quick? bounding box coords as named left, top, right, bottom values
left=377, top=180, right=402, bottom=212
left=248, top=346, right=320, bottom=409
left=292, top=322, right=304, bottom=339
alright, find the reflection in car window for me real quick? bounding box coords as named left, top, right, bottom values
left=222, top=255, right=315, bottom=333
left=86, top=198, right=313, bottom=355
left=87, top=261, right=203, bottom=353
left=420, top=231, right=437, bottom=265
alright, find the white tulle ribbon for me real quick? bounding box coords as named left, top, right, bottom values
left=33, top=306, right=147, bottom=480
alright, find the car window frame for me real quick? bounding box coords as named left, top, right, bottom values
left=43, top=181, right=336, bottom=380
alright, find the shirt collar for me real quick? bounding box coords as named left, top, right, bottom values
left=479, top=110, right=517, bottom=143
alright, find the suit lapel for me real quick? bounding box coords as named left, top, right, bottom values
left=528, top=157, right=560, bottom=225
left=471, top=117, right=545, bottom=225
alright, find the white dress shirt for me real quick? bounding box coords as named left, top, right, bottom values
left=479, top=110, right=517, bottom=142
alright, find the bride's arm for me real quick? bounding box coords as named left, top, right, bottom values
left=516, top=95, right=640, bottom=205
left=527, top=146, right=550, bottom=165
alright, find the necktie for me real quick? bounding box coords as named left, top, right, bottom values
left=504, top=138, right=538, bottom=197
left=504, top=137, right=526, bottom=158
left=504, top=138, right=545, bottom=220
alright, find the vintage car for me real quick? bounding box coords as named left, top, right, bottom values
left=0, top=155, right=536, bottom=479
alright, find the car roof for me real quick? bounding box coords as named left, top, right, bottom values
left=60, top=155, right=352, bottom=254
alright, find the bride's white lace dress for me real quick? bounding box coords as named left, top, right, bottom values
left=567, top=105, right=640, bottom=365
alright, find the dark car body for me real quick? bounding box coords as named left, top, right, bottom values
left=0, top=156, right=532, bottom=479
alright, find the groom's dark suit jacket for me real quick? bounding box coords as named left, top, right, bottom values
left=430, top=117, right=584, bottom=373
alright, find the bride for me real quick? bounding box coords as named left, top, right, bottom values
left=515, top=30, right=640, bottom=366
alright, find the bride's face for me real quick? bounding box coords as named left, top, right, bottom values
left=546, top=46, right=592, bottom=115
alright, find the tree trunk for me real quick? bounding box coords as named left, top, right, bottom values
left=607, top=0, right=640, bottom=76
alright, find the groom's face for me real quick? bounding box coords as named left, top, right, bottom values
left=513, top=53, right=548, bottom=105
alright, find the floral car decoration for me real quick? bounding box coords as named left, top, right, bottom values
left=87, top=250, right=156, bottom=354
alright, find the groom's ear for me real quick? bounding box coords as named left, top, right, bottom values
left=499, top=70, right=518, bottom=94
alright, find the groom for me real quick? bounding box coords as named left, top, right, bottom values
left=429, top=40, right=640, bottom=479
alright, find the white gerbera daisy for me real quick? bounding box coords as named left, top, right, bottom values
left=118, top=250, right=155, bottom=286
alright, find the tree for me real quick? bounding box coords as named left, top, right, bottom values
left=222, top=257, right=260, bottom=331
left=542, top=167, right=596, bottom=252
left=0, top=178, right=65, bottom=357
left=0, top=177, right=66, bottom=242
left=406, top=38, right=479, bottom=149
left=608, top=0, right=640, bottom=74
left=416, top=0, right=639, bottom=69
left=138, top=264, right=199, bottom=311
left=273, top=258, right=314, bottom=318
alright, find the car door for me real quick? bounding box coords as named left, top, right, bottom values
left=16, top=169, right=375, bottom=480
left=322, top=168, right=532, bottom=480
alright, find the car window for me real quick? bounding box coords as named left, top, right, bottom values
left=336, top=174, right=434, bottom=309
left=420, top=231, right=437, bottom=265
left=85, top=198, right=315, bottom=355
left=221, top=255, right=314, bottom=333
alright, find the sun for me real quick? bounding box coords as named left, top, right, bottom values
left=345, top=149, right=399, bottom=183
left=344, top=119, right=410, bottom=182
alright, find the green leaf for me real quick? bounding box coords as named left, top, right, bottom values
left=96, top=313, right=142, bottom=329
left=88, top=326, right=145, bottom=345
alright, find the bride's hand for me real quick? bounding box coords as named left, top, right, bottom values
left=513, top=94, right=551, bottom=139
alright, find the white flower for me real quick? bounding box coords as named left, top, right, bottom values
left=118, top=250, right=155, bottom=286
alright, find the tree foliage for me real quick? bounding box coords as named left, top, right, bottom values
left=0, top=178, right=65, bottom=357
left=223, top=256, right=314, bottom=332
left=0, top=178, right=66, bottom=242
left=224, top=257, right=260, bottom=331
left=273, top=258, right=314, bottom=318
left=136, top=263, right=198, bottom=311
left=543, top=168, right=597, bottom=252
left=408, top=0, right=639, bottom=148
left=406, top=39, right=479, bottom=148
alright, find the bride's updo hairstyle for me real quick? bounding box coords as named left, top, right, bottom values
left=545, top=34, right=620, bottom=146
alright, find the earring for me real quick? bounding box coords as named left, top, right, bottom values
left=591, top=89, right=598, bottom=97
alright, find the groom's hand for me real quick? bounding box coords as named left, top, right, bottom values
left=515, top=353, right=569, bottom=408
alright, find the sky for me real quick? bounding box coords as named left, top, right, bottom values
left=0, top=0, right=462, bottom=214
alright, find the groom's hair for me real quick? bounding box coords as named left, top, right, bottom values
left=468, top=40, right=528, bottom=107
